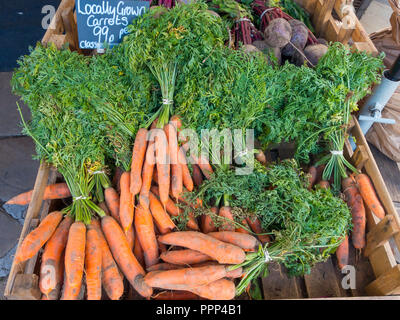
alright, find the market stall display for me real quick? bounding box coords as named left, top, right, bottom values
left=4, top=0, right=400, bottom=301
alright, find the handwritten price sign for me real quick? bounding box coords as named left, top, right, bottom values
left=76, top=0, right=149, bottom=50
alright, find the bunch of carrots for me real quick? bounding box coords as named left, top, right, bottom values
left=11, top=114, right=272, bottom=300
left=307, top=164, right=386, bottom=270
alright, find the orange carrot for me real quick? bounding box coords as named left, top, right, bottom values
left=255, top=150, right=267, bottom=166
left=98, top=201, right=110, bottom=216
left=336, top=235, right=349, bottom=270
left=207, top=231, right=260, bottom=251
left=355, top=173, right=385, bottom=219
left=153, top=290, right=200, bottom=300
left=178, top=148, right=194, bottom=192
left=39, top=215, right=73, bottom=297
left=112, top=167, right=123, bottom=194
left=158, top=231, right=246, bottom=264
left=151, top=186, right=199, bottom=231
left=246, top=216, right=271, bottom=244
left=160, top=249, right=212, bottom=265
left=15, top=211, right=64, bottom=264
left=144, top=265, right=228, bottom=289
left=191, top=154, right=213, bottom=180
left=307, top=166, right=318, bottom=190
left=119, top=171, right=134, bottom=233
left=104, top=187, right=120, bottom=222
left=149, top=192, right=176, bottom=234
left=169, top=115, right=182, bottom=130
left=126, top=225, right=135, bottom=251
left=46, top=251, right=65, bottom=300
left=6, top=183, right=71, bottom=205
left=154, top=129, right=170, bottom=207
left=191, top=261, right=243, bottom=278
left=164, top=123, right=182, bottom=199
left=101, top=216, right=153, bottom=298
left=134, top=204, right=159, bottom=268
left=130, top=128, right=148, bottom=196
left=318, top=180, right=330, bottom=189
left=133, top=233, right=145, bottom=268
left=190, top=278, right=235, bottom=300
left=85, top=228, right=102, bottom=300
left=192, top=164, right=204, bottom=188
left=139, top=140, right=155, bottom=209
left=236, top=219, right=251, bottom=235
left=147, top=263, right=181, bottom=272
left=218, top=206, right=235, bottom=231
left=62, top=221, right=86, bottom=300
left=201, top=207, right=218, bottom=233
left=90, top=219, right=124, bottom=300
left=342, top=177, right=366, bottom=249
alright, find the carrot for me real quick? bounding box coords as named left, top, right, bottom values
left=178, top=148, right=194, bottom=192
left=355, top=173, right=385, bottom=219
left=139, top=140, right=155, bottom=209
left=119, top=171, right=134, bottom=233
left=90, top=219, right=124, bottom=300
left=144, top=265, right=228, bottom=289
left=130, top=128, right=149, bottom=196
left=246, top=216, right=271, bottom=244
left=146, top=263, right=181, bottom=272
left=318, top=180, right=330, bottom=189
left=236, top=219, right=251, bottom=235
left=104, top=187, right=120, bottom=222
left=191, top=154, right=213, bottom=180
left=169, top=115, right=182, bottom=130
left=191, top=261, right=243, bottom=278
left=158, top=231, right=246, bottom=264
left=45, top=250, right=65, bottom=300
left=154, top=129, right=170, bottom=207
left=201, top=207, right=217, bottom=233
left=112, top=167, right=123, bottom=194
left=336, top=235, right=349, bottom=270
left=151, top=186, right=199, bottom=231
left=6, top=183, right=71, bottom=205
left=153, top=166, right=159, bottom=185
left=153, top=290, right=200, bottom=300
left=315, top=164, right=326, bottom=184
left=39, top=215, right=73, bottom=297
left=133, top=232, right=145, bottom=268
left=307, top=165, right=318, bottom=190
left=342, top=177, right=366, bottom=249
left=149, top=192, right=176, bottom=234
left=62, top=221, right=86, bottom=300
left=207, top=231, right=260, bottom=251
left=218, top=206, right=235, bottom=231
left=192, top=164, right=204, bottom=188
left=98, top=201, right=110, bottom=216
left=164, top=123, right=182, bottom=199
left=101, top=215, right=153, bottom=298
left=160, top=249, right=212, bottom=265
left=85, top=228, right=102, bottom=300
left=15, top=211, right=64, bottom=264
left=255, top=150, right=267, bottom=166
left=134, top=203, right=159, bottom=268
left=190, top=278, right=235, bottom=300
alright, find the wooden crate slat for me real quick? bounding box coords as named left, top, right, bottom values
left=369, top=243, right=398, bottom=277
left=365, top=265, right=400, bottom=296
left=261, top=263, right=304, bottom=299
left=304, top=258, right=344, bottom=298
left=364, top=215, right=400, bottom=257
left=4, top=162, right=51, bottom=298
left=312, top=0, right=336, bottom=38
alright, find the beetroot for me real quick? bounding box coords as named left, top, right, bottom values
left=293, top=44, right=328, bottom=67
left=263, top=18, right=292, bottom=48
left=281, top=20, right=308, bottom=57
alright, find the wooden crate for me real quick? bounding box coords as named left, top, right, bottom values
left=5, top=0, right=399, bottom=300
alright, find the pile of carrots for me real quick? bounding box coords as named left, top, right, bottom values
left=11, top=115, right=272, bottom=300
left=307, top=164, right=386, bottom=270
